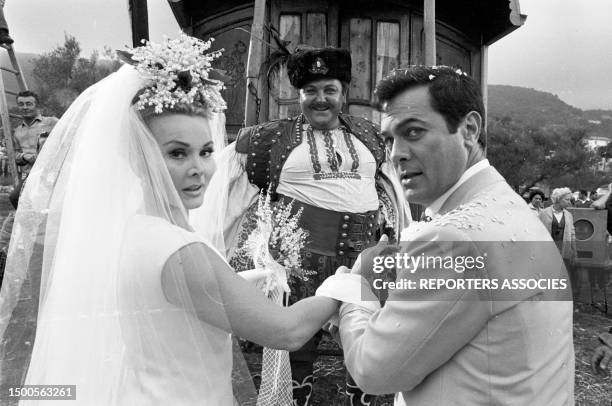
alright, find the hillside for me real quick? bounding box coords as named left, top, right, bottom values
left=488, top=85, right=584, bottom=127
left=488, top=84, right=612, bottom=139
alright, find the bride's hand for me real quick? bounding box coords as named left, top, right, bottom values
left=237, top=269, right=271, bottom=290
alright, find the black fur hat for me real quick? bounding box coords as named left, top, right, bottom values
left=287, top=47, right=352, bottom=89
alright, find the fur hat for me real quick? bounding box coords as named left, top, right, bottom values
left=287, top=47, right=352, bottom=89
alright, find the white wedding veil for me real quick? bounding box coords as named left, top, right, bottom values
left=0, top=65, right=255, bottom=404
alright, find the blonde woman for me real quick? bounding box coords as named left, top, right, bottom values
left=539, top=187, right=577, bottom=265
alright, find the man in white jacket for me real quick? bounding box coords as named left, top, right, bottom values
left=318, top=66, right=575, bottom=405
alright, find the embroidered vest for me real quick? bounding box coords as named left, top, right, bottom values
left=235, top=114, right=386, bottom=198
left=551, top=211, right=565, bottom=242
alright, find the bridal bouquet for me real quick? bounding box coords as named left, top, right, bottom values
left=237, top=191, right=309, bottom=406
left=238, top=191, right=310, bottom=298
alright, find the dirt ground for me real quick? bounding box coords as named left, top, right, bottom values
left=0, top=191, right=610, bottom=405
left=573, top=303, right=612, bottom=405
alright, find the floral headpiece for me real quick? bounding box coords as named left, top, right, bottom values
left=118, top=33, right=227, bottom=113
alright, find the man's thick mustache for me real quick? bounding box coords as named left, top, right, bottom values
left=308, top=102, right=333, bottom=109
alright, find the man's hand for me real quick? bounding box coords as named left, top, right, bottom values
left=352, top=234, right=389, bottom=274
left=355, top=234, right=399, bottom=277
left=351, top=235, right=400, bottom=303
left=591, top=345, right=612, bottom=375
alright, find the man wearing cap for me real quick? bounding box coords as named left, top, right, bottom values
left=201, top=47, right=409, bottom=405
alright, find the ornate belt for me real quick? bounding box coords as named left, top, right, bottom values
left=275, top=194, right=380, bottom=257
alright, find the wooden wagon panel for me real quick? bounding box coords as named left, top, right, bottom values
left=177, top=0, right=523, bottom=129
left=192, top=5, right=254, bottom=138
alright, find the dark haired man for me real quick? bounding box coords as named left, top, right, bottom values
left=320, top=66, right=574, bottom=405
left=202, top=48, right=410, bottom=405
left=14, top=91, right=58, bottom=179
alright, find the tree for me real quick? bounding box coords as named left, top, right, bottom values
left=487, top=118, right=546, bottom=191
left=30, top=35, right=121, bottom=117
left=487, top=117, right=608, bottom=192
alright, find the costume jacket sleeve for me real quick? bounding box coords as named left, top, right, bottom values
left=339, top=227, right=492, bottom=395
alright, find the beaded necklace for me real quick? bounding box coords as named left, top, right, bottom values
left=298, top=114, right=361, bottom=180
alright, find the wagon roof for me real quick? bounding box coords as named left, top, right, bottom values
left=167, top=0, right=525, bottom=46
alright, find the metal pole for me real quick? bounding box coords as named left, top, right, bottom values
left=424, top=0, right=436, bottom=65
left=244, top=0, right=267, bottom=126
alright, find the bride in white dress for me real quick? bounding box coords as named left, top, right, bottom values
left=0, top=35, right=338, bottom=405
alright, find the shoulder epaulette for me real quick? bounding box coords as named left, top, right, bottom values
left=238, top=117, right=300, bottom=196
left=235, top=126, right=253, bottom=153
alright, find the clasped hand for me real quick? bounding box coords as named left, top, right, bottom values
left=336, top=234, right=398, bottom=276
left=324, top=235, right=399, bottom=345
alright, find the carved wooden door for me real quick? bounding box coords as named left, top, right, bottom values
left=193, top=5, right=253, bottom=138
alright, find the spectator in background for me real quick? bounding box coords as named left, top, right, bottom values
left=0, top=144, right=7, bottom=177
left=574, top=190, right=591, bottom=208
left=591, top=183, right=612, bottom=235
left=0, top=0, right=13, bottom=45
left=13, top=91, right=58, bottom=179
left=539, top=187, right=577, bottom=269
left=527, top=189, right=545, bottom=214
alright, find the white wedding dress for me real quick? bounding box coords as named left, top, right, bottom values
left=0, top=66, right=250, bottom=405
left=117, top=214, right=234, bottom=405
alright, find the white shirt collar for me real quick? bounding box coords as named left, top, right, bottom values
left=425, top=159, right=490, bottom=217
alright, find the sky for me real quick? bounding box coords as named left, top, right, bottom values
left=487, top=0, right=612, bottom=111
left=5, top=0, right=612, bottom=111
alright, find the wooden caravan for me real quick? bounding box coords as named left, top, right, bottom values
left=163, top=0, right=525, bottom=138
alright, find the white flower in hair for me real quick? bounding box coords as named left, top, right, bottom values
left=121, top=33, right=227, bottom=113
